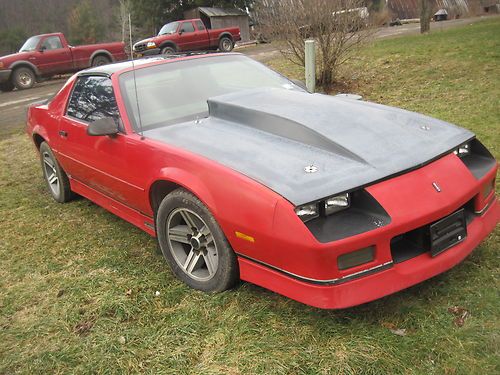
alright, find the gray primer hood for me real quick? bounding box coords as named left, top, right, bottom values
left=146, top=88, right=473, bottom=206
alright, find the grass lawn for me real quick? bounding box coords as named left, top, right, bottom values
left=1, top=19, right=499, bottom=374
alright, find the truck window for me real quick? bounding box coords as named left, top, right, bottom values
left=196, top=20, right=206, bottom=31
left=180, top=22, right=195, bottom=33
left=41, top=36, right=63, bottom=50
left=67, top=76, right=120, bottom=123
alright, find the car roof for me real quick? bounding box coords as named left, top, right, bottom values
left=78, top=52, right=240, bottom=77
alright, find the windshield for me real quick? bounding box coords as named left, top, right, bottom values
left=158, top=22, right=179, bottom=36
left=19, top=36, right=41, bottom=52
left=119, top=55, right=302, bottom=132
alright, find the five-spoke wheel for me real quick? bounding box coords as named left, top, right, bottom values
left=156, top=189, right=239, bottom=292
left=39, top=142, right=74, bottom=203
left=167, top=208, right=218, bottom=281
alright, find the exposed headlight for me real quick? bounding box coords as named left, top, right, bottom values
left=325, top=193, right=350, bottom=215
left=146, top=41, right=157, bottom=49
left=295, top=203, right=319, bottom=222
left=0, top=61, right=4, bottom=69
left=453, top=143, right=470, bottom=158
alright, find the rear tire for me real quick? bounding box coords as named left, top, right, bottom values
left=91, top=55, right=111, bottom=67
left=0, top=81, right=14, bottom=92
left=12, top=67, right=35, bottom=90
left=218, top=37, right=234, bottom=52
left=39, top=142, right=74, bottom=203
left=156, top=188, right=239, bottom=292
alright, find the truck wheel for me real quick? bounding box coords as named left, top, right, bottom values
left=161, top=46, right=176, bottom=55
left=0, top=81, right=15, bottom=92
left=218, top=37, right=234, bottom=52
left=92, top=55, right=111, bottom=67
left=12, top=67, right=35, bottom=90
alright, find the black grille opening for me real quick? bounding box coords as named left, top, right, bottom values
left=390, top=200, right=475, bottom=264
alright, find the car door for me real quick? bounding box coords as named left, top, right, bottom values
left=177, top=21, right=197, bottom=51
left=193, top=20, right=210, bottom=50
left=57, top=75, right=146, bottom=211
left=35, top=36, right=73, bottom=75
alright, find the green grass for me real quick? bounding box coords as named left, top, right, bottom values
left=1, top=19, right=499, bottom=374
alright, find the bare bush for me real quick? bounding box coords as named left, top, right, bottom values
left=255, top=0, right=374, bottom=88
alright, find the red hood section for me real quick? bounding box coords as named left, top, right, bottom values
left=0, top=51, right=33, bottom=67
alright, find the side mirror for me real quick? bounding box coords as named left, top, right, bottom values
left=179, top=29, right=184, bottom=35
left=87, top=117, right=119, bottom=136
left=39, top=46, right=46, bottom=52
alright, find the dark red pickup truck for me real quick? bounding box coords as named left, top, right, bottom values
left=133, top=18, right=241, bottom=56
left=0, top=32, right=127, bottom=91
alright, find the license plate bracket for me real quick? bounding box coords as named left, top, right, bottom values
left=430, top=209, right=467, bottom=257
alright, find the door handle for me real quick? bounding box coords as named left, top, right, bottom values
left=59, top=130, right=68, bottom=137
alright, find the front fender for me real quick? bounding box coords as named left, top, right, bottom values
left=153, top=167, right=218, bottom=215
left=10, top=60, right=40, bottom=76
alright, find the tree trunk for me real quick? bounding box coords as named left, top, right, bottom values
left=420, top=0, right=431, bottom=33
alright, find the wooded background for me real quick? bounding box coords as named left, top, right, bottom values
left=0, top=0, right=254, bottom=54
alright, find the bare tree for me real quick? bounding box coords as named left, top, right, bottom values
left=420, top=0, right=432, bottom=33
left=119, top=0, right=132, bottom=43
left=255, top=0, right=373, bottom=88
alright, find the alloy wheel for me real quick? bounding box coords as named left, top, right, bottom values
left=42, top=151, right=59, bottom=196
left=166, top=208, right=218, bottom=281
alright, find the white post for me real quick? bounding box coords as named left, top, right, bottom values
left=305, top=39, right=316, bottom=93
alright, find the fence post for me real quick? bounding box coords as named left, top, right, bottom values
left=305, top=39, right=316, bottom=93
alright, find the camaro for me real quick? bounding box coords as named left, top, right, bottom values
left=26, top=53, right=499, bottom=309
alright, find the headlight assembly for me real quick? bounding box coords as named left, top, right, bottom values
left=453, top=142, right=470, bottom=158
left=295, top=193, right=350, bottom=222
left=146, top=41, right=157, bottom=49
left=295, top=203, right=319, bottom=222
left=324, top=193, right=350, bottom=215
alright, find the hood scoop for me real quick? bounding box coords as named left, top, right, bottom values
left=207, top=93, right=369, bottom=165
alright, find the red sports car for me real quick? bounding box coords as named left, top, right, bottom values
left=26, top=53, right=499, bottom=309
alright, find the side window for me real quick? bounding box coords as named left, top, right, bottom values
left=41, top=36, right=63, bottom=50
left=196, top=20, right=206, bottom=31
left=66, top=76, right=120, bottom=123
left=181, top=22, right=195, bottom=33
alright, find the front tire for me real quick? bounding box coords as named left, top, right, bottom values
left=161, top=46, right=176, bottom=55
left=12, top=67, right=35, bottom=90
left=39, top=142, right=74, bottom=203
left=218, top=36, right=234, bottom=52
left=156, top=189, right=239, bottom=292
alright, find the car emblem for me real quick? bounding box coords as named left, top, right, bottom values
left=432, top=182, right=441, bottom=192
left=304, top=165, right=318, bottom=173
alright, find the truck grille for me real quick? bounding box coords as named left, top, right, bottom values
left=134, top=43, right=146, bottom=52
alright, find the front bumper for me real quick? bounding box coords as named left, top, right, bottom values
left=0, top=69, right=12, bottom=83
left=237, top=153, right=499, bottom=309
left=239, top=197, right=498, bottom=309
left=133, top=48, right=161, bottom=58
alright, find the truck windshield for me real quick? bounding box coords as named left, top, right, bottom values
left=119, top=55, right=303, bottom=132
left=158, top=22, right=179, bottom=36
left=20, top=36, right=42, bottom=52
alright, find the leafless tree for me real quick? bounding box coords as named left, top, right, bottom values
left=254, top=0, right=373, bottom=88
left=420, top=0, right=432, bottom=33
left=119, top=0, right=132, bottom=43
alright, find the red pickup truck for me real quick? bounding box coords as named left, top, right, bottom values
left=0, top=32, right=127, bottom=91
left=133, top=18, right=241, bottom=56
